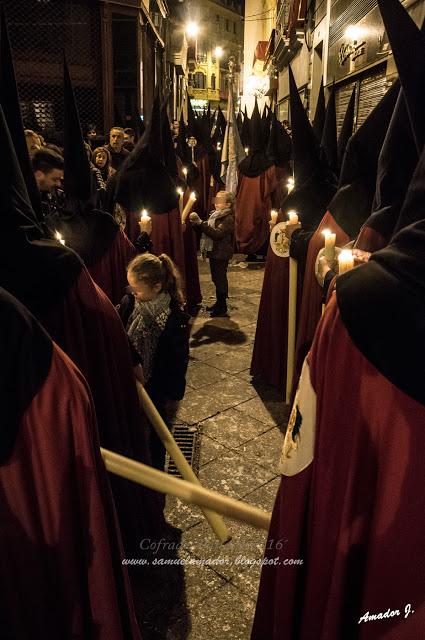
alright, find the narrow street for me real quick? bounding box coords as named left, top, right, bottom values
left=136, top=256, right=289, bottom=639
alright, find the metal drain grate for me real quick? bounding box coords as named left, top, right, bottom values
left=165, top=424, right=201, bottom=478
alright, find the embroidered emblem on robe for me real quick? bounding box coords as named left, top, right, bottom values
left=278, top=358, right=316, bottom=476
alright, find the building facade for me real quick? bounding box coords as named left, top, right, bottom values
left=185, top=0, right=244, bottom=113
left=245, top=0, right=425, bottom=126
left=4, top=0, right=187, bottom=136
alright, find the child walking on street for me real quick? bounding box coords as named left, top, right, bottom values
left=189, top=190, right=235, bottom=317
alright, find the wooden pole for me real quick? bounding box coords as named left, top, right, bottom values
left=101, top=448, right=272, bottom=532
left=136, top=381, right=231, bottom=543
left=286, top=257, right=298, bottom=404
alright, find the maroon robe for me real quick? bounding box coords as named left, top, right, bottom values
left=235, top=165, right=278, bottom=254
left=125, top=209, right=142, bottom=245
left=193, top=154, right=211, bottom=220
left=293, top=211, right=349, bottom=392
left=250, top=241, right=289, bottom=389
left=252, top=295, right=425, bottom=639
left=355, top=224, right=387, bottom=253
left=87, top=229, right=136, bottom=305
left=182, top=218, right=202, bottom=308
left=149, top=206, right=186, bottom=280
left=0, top=343, right=141, bottom=639
left=39, top=266, right=165, bottom=552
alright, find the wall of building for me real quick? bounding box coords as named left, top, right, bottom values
left=242, top=0, right=275, bottom=113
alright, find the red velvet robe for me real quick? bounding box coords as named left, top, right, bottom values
left=0, top=343, right=141, bottom=639
left=149, top=206, right=186, bottom=281
left=182, top=219, right=202, bottom=309
left=252, top=295, right=425, bottom=639
left=293, top=211, right=349, bottom=393
left=355, top=225, right=387, bottom=253
left=235, top=165, right=278, bottom=254
left=39, top=266, right=165, bottom=553
left=87, top=229, right=136, bottom=305
left=250, top=242, right=289, bottom=389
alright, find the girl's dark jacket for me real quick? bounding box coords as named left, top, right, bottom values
left=117, top=294, right=190, bottom=401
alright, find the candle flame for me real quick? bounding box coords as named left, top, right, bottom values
left=339, top=249, right=353, bottom=260
left=190, top=192, right=197, bottom=200
left=141, top=209, right=149, bottom=219
left=322, top=228, right=331, bottom=237
left=177, top=187, right=183, bottom=196
left=288, top=177, right=295, bottom=185
left=287, top=210, right=298, bottom=218
left=182, top=167, right=188, bottom=176
left=55, top=231, right=65, bottom=246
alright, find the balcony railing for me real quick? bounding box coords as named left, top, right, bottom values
left=188, top=87, right=220, bottom=101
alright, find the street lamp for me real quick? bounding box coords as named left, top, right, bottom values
left=186, top=21, right=199, bottom=38
left=214, top=46, right=224, bottom=59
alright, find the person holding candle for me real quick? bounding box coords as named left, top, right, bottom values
left=189, top=190, right=235, bottom=317
left=117, top=253, right=190, bottom=472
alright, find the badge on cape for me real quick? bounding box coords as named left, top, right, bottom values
left=279, top=359, right=316, bottom=476
left=270, top=221, right=290, bottom=257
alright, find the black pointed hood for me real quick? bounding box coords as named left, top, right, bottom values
left=288, top=65, right=324, bottom=186
left=238, top=98, right=273, bottom=178
left=363, top=89, right=418, bottom=243
left=337, top=88, right=356, bottom=171
left=320, top=85, right=338, bottom=176
left=326, top=79, right=400, bottom=239
left=115, top=93, right=179, bottom=214
left=378, top=0, right=425, bottom=154
left=176, top=112, right=190, bottom=165
left=160, top=101, right=178, bottom=178
left=217, top=105, right=227, bottom=138
left=390, top=107, right=425, bottom=237
left=240, top=110, right=251, bottom=148
left=267, top=109, right=292, bottom=167
left=338, top=216, right=425, bottom=406
left=0, top=7, right=42, bottom=220
left=63, top=56, right=92, bottom=203
left=312, top=79, right=326, bottom=142
left=0, top=103, right=40, bottom=232
left=236, top=110, right=243, bottom=135
left=0, top=102, right=84, bottom=316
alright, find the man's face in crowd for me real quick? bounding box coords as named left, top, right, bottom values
left=35, top=168, right=64, bottom=193
left=110, top=128, right=124, bottom=152
left=124, top=132, right=135, bottom=144
left=26, top=134, right=41, bottom=158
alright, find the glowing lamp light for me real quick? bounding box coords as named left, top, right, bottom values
left=186, top=21, right=199, bottom=38
left=214, top=46, right=224, bottom=59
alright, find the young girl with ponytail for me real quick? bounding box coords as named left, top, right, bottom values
left=117, top=253, right=190, bottom=471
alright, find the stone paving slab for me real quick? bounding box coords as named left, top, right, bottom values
left=167, top=583, right=255, bottom=640
left=241, top=476, right=281, bottom=513
left=198, top=452, right=276, bottom=501
left=186, top=361, right=229, bottom=390
left=165, top=496, right=204, bottom=532
left=199, top=434, right=234, bottom=467
left=200, top=408, right=272, bottom=449
left=236, top=427, right=284, bottom=474
left=205, top=344, right=254, bottom=375
left=176, top=390, right=224, bottom=425
left=180, top=517, right=269, bottom=581
left=235, top=396, right=290, bottom=428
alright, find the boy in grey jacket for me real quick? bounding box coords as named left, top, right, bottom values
left=190, top=191, right=235, bottom=317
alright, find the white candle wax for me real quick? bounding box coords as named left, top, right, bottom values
left=177, top=188, right=184, bottom=216
left=181, top=192, right=197, bottom=222
left=338, top=249, right=354, bottom=275
left=323, top=229, right=336, bottom=261
left=287, top=210, right=299, bottom=225
left=270, top=209, right=278, bottom=225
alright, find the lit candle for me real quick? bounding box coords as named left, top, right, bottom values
left=177, top=187, right=184, bottom=216
left=287, top=177, right=295, bottom=193
left=217, top=142, right=222, bottom=151
left=244, top=147, right=249, bottom=155
left=338, top=249, right=354, bottom=275
left=181, top=191, right=197, bottom=222
left=287, top=210, right=299, bottom=225
left=55, top=231, right=65, bottom=245
left=182, top=166, right=188, bottom=179
left=139, top=209, right=152, bottom=233
left=270, top=209, right=278, bottom=226
left=322, top=229, right=336, bottom=261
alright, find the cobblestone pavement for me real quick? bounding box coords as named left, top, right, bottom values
left=135, top=257, right=289, bottom=640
